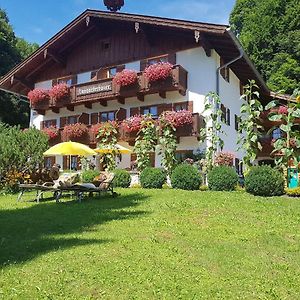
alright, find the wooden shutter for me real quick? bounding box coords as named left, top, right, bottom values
left=187, top=101, right=194, bottom=112
left=116, top=108, right=127, bottom=121
left=235, top=114, right=239, bottom=131
left=130, top=107, right=140, bottom=117
left=235, top=158, right=239, bottom=174
left=168, top=53, right=177, bottom=65
left=140, top=59, right=148, bottom=71
left=157, top=104, right=165, bottom=116
left=91, top=113, right=99, bottom=125
left=220, top=104, right=226, bottom=122
left=97, top=69, right=107, bottom=80
left=116, top=65, right=125, bottom=73
left=78, top=113, right=89, bottom=125
left=40, top=121, right=45, bottom=130
left=226, top=108, right=231, bottom=126
left=164, top=103, right=173, bottom=112
left=63, top=156, right=68, bottom=170
left=60, top=117, right=67, bottom=128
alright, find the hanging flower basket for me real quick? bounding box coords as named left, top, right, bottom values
left=62, top=123, right=89, bottom=143
left=28, top=88, right=50, bottom=110
left=49, top=83, right=70, bottom=107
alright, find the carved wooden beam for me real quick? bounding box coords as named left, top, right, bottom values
left=51, top=107, right=60, bottom=114
left=117, top=96, right=125, bottom=104
left=100, top=100, right=108, bottom=107
left=11, top=75, right=34, bottom=90
left=66, top=105, right=74, bottom=111
left=137, top=94, right=144, bottom=102
left=84, top=102, right=92, bottom=109
left=200, top=33, right=212, bottom=57
left=36, top=109, right=45, bottom=116
left=159, top=91, right=166, bottom=99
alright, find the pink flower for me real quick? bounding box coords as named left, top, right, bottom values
left=144, top=62, right=173, bottom=82
left=28, top=89, right=49, bottom=106
left=121, top=115, right=144, bottom=133
left=49, top=83, right=70, bottom=101
left=62, top=123, right=88, bottom=141
left=215, top=152, right=235, bottom=166
left=113, top=69, right=138, bottom=87
left=42, top=126, right=59, bottom=140
left=278, top=106, right=288, bottom=115
left=160, top=110, right=193, bottom=128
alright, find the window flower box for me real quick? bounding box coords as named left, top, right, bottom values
left=49, top=83, right=70, bottom=107
left=28, top=88, right=50, bottom=110
left=62, top=123, right=89, bottom=143
left=42, top=126, right=61, bottom=145
left=144, top=62, right=173, bottom=83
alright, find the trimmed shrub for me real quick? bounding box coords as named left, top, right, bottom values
left=113, top=169, right=131, bottom=188
left=140, top=168, right=166, bottom=189
left=208, top=166, right=239, bottom=191
left=82, top=170, right=100, bottom=183
left=245, top=165, right=284, bottom=196
left=171, top=164, right=201, bottom=190
left=285, top=187, right=300, bottom=197
left=199, top=185, right=208, bottom=191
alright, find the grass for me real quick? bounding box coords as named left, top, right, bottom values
left=0, top=189, right=300, bottom=299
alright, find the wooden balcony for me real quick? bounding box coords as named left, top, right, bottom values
left=39, top=65, right=188, bottom=113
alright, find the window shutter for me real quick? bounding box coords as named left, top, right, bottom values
left=116, top=108, right=127, bottom=121
left=71, top=75, right=78, bottom=85
left=164, top=103, right=173, bottom=112
left=97, top=69, right=108, bottom=80
left=226, top=108, right=231, bottom=126
left=63, top=156, right=68, bottom=170
left=221, top=104, right=226, bottom=122
left=168, top=53, right=177, bottom=65
left=157, top=104, right=165, bottom=116
left=60, top=117, right=67, bottom=128
left=235, top=158, right=239, bottom=174
left=40, top=121, right=44, bottom=130
left=187, top=101, right=194, bottom=112
left=235, top=114, right=239, bottom=131
left=78, top=113, right=89, bottom=125
left=140, top=59, right=148, bottom=71
left=116, top=65, right=125, bottom=73
left=77, top=157, right=81, bottom=170
left=130, top=107, right=140, bottom=117
left=91, top=113, right=98, bottom=125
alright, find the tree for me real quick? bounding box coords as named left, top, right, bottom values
left=230, top=0, right=300, bottom=94
left=0, top=8, right=39, bottom=128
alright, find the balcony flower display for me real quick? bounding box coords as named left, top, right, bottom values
left=42, top=126, right=59, bottom=140
left=62, top=123, right=89, bottom=142
left=121, top=115, right=144, bottom=133
left=214, top=152, right=235, bottom=166
left=113, top=69, right=138, bottom=87
left=49, top=83, right=70, bottom=103
left=27, top=88, right=49, bottom=107
left=144, top=62, right=173, bottom=82
left=160, top=110, right=193, bottom=128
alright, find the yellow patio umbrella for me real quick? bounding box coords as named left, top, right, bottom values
left=43, top=141, right=97, bottom=156
left=95, top=144, right=132, bottom=154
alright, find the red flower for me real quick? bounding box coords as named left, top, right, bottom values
left=28, top=89, right=49, bottom=106
left=121, top=115, right=144, bottom=133
left=42, top=126, right=59, bottom=140
left=160, top=110, right=193, bottom=128
left=278, top=106, right=288, bottom=115
left=49, top=83, right=70, bottom=101
left=62, top=123, right=88, bottom=140
left=113, top=69, right=138, bottom=87
left=144, top=62, right=173, bottom=82
left=215, top=152, right=235, bottom=166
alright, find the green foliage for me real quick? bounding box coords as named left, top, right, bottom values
left=285, top=187, right=300, bottom=197
left=230, top=0, right=300, bottom=94
left=113, top=169, right=131, bottom=188
left=81, top=170, right=100, bottom=183
left=171, top=164, right=202, bottom=190
left=237, top=80, right=264, bottom=171
left=140, top=167, right=166, bottom=189
left=207, top=166, right=239, bottom=191
left=245, top=165, right=285, bottom=196
left=199, top=185, right=209, bottom=191
left=134, top=116, right=157, bottom=171
left=200, top=92, right=225, bottom=170
left=0, top=9, right=39, bottom=128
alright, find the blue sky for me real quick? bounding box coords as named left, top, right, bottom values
left=1, top=0, right=235, bottom=45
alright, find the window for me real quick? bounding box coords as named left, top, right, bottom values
left=141, top=106, right=158, bottom=118
left=108, top=67, right=117, bottom=78
left=44, top=157, right=52, bottom=168
left=174, top=102, right=188, bottom=111
left=175, top=150, right=193, bottom=163
left=272, top=128, right=281, bottom=140
left=70, top=156, right=78, bottom=171
left=44, top=120, right=56, bottom=128
left=226, top=108, right=231, bottom=126
left=148, top=55, right=168, bottom=65
left=221, top=104, right=230, bottom=126
left=68, top=116, right=78, bottom=125
left=235, top=114, right=240, bottom=131
left=235, top=158, right=243, bottom=176
left=100, top=111, right=115, bottom=122
left=57, top=75, right=77, bottom=86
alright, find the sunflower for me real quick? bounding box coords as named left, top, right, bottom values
left=297, top=95, right=300, bottom=103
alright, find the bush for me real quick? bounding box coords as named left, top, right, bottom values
left=245, top=165, right=284, bottom=196
left=82, top=170, right=100, bottom=183
left=199, top=185, right=208, bottom=191
left=171, top=164, right=201, bottom=190
left=113, top=169, right=131, bottom=188
left=208, top=166, right=238, bottom=191
left=140, top=168, right=166, bottom=189
left=285, top=187, right=300, bottom=197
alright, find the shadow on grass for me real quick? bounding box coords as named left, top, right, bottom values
left=0, top=192, right=149, bottom=267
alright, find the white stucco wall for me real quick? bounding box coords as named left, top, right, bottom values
left=33, top=46, right=245, bottom=169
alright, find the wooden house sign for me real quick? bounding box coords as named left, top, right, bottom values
left=76, top=81, right=112, bottom=96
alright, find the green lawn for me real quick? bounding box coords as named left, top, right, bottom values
left=0, top=189, right=300, bottom=299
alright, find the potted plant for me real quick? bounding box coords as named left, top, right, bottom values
left=113, top=69, right=140, bottom=98
left=62, top=123, right=89, bottom=143
left=49, top=83, right=70, bottom=107
left=28, top=88, right=50, bottom=110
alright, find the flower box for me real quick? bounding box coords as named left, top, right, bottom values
left=49, top=83, right=71, bottom=107
left=28, top=88, right=50, bottom=110
left=62, top=123, right=90, bottom=144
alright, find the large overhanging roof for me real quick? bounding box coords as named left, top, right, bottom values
left=0, top=9, right=270, bottom=96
